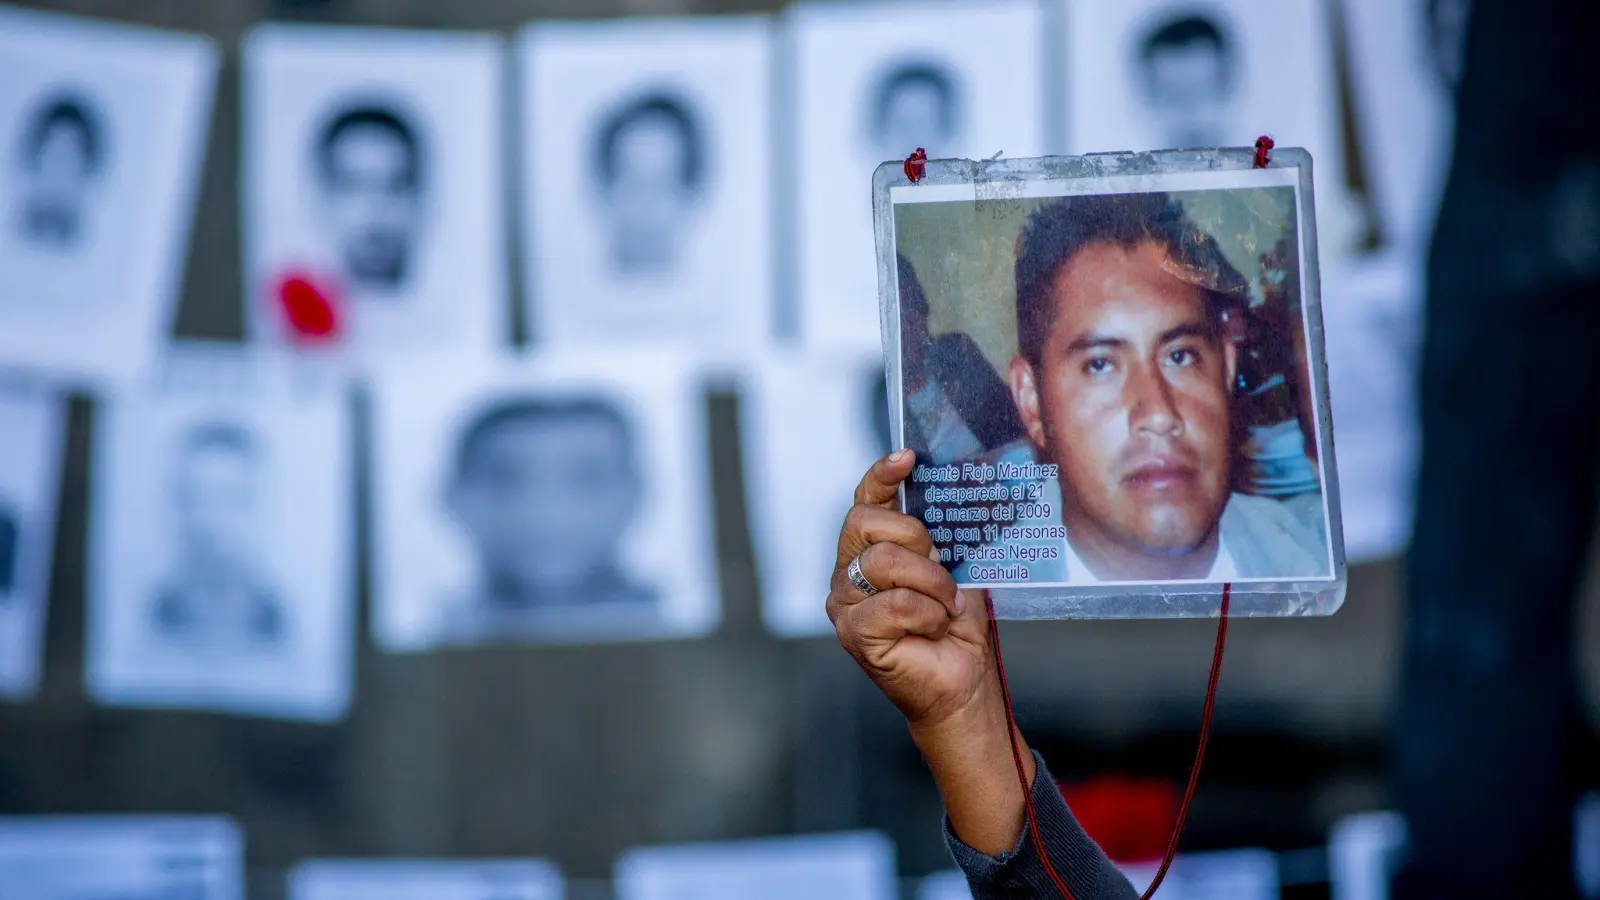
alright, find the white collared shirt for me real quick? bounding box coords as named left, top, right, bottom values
left=1063, top=534, right=1238, bottom=584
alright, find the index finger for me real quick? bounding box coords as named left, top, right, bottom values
left=854, top=448, right=916, bottom=508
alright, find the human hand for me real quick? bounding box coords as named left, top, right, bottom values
left=827, top=449, right=1036, bottom=856
left=827, top=449, right=995, bottom=733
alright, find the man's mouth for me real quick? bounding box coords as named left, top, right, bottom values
left=1122, top=457, right=1198, bottom=491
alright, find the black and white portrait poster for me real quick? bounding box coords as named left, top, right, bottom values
left=742, top=353, right=886, bottom=638
left=1061, top=0, right=1360, bottom=255
left=518, top=16, right=773, bottom=349
left=1341, top=0, right=1458, bottom=251
left=241, top=24, right=506, bottom=362
left=614, top=832, right=897, bottom=900
left=0, top=6, right=217, bottom=386
left=788, top=0, right=1047, bottom=353
left=289, top=859, right=563, bottom=900
left=86, top=345, right=355, bottom=722
left=371, top=351, right=719, bottom=650
left=0, top=815, right=243, bottom=900
left=0, top=379, right=67, bottom=702
left=1320, top=250, right=1421, bottom=563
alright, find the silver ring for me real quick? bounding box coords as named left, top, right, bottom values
left=847, top=554, right=881, bottom=596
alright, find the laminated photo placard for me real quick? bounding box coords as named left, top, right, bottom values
left=874, top=149, right=1346, bottom=619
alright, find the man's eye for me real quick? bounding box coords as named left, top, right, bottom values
left=1082, top=357, right=1114, bottom=376
left=1167, top=347, right=1200, bottom=366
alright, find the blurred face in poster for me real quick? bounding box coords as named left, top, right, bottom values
left=446, top=398, right=650, bottom=608
left=313, top=102, right=425, bottom=291
left=868, top=61, right=959, bottom=162
left=155, top=420, right=285, bottom=650
left=14, top=91, right=105, bottom=249
left=594, top=92, right=704, bottom=277
left=172, top=423, right=262, bottom=587
left=1135, top=14, right=1237, bottom=150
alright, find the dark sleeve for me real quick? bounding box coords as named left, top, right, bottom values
left=944, top=752, right=1139, bottom=900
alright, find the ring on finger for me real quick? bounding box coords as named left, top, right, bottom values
left=846, top=553, right=881, bottom=596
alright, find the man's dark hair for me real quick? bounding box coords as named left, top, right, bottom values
left=314, top=103, right=423, bottom=190
left=1013, top=191, right=1248, bottom=367
left=594, top=92, right=704, bottom=191
left=1138, top=13, right=1235, bottom=90
left=452, top=396, right=637, bottom=481
left=18, top=91, right=105, bottom=174
left=871, top=61, right=959, bottom=139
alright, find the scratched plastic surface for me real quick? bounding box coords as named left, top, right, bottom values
left=871, top=148, right=1347, bottom=620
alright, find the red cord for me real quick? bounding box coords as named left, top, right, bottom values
left=987, top=583, right=1232, bottom=900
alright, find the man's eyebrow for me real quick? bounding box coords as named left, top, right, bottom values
left=1158, top=322, right=1216, bottom=345
left=1063, top=333, right=1128, bottom=354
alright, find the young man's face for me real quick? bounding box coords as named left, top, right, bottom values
left=1010, top=241, right=1236, bottom=566
left=448, top=413, right=639, bottom=598
left=322, top=123, right=419, bottom=287
left=879, top=79, right=949, bottom=158
left=173, top=443, right=259, bottom=575
left=1143, top=41, right=1231, bottom=149
left=605, top=111, right=693, bottom=273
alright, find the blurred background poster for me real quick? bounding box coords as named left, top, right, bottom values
left=1340, top=0, right=1458, bottom=252
left=85, top=345, right=355, bottom=722
left=742, top=351, right=885, bottom=637
left=518, top=15, right=775, bottom=351
left=288, top=858, right=563, bottom=900
left=0, top=6, right=217, bottom=387
left=0, top=815, right=243, bottom=900
left=614, top=831, right=898, bottom=900
left=240, top=23, right=507, bottom=361
left=787, top=0, right=1047, bottom=352
left=370, top=350, right=720, bottom=650
left=1119, top=847, right=1281, bottom=900
left=0, top=378, right=67, bottom=702
left=1062, top=0, right=1362, bottom=257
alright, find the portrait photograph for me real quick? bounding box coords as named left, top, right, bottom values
left=370, top=350, right=719, bottom=651
left=614, top=831, right=897, bottom=900
left=518, top=16, right=774, bottom=349
left=86, top=345, right=355, bottom=722
left=0, top=6, right=218, bottom=386
left=241, top=24, right=507, bottom=363
left=0, top=815, right=243, bottom=900
left=1061, top=0, right=1359, bottom=256
left=787, top=0, right=1047, bottom=352
left=289, top=859, right=563, bottom=900
left=741, top=352, right=887, bottom=638
left=1342, top=0, right=1459, bottom=251
left=885, top=159, right=1338, bottom=594
left=0, top=379, right=68, bottom=702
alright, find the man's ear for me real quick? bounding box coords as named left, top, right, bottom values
left=1008, top=356, right=1047, bottom=448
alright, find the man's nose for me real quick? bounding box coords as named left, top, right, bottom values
left=1127, top=361, right=1183, bottom=437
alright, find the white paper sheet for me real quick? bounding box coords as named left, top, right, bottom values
left=0, top=6, right=218, bottom=387
left=518, top=16, right=774, bottom=353
left=370, top=349, right=719, bottom=650
left=86, top=344, right=355, bottom=722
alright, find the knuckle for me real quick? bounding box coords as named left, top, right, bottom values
left=842, top=504, right=872, bottom=540
left=880, top=589, right=921, bottom=622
